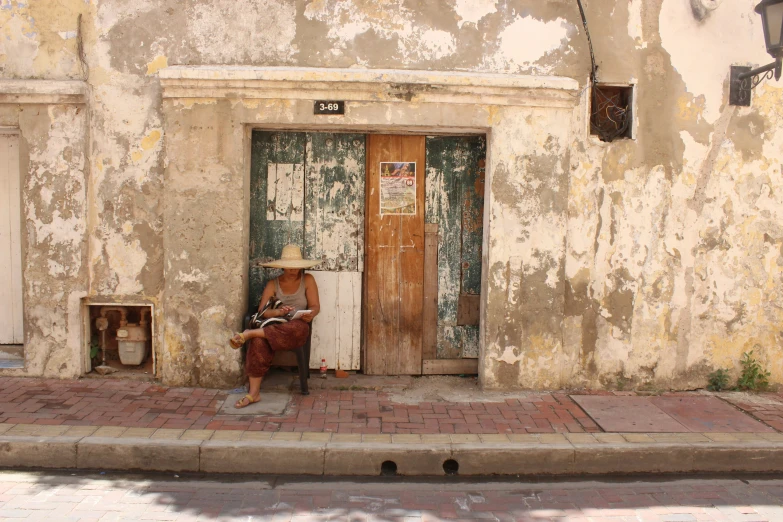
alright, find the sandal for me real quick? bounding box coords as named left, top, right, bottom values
left=234, top=393, right=260, bottom=409
left=229, top=332, right=245, bottom=349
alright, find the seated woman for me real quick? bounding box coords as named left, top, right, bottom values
left=229, top=244, right=320, bottom=408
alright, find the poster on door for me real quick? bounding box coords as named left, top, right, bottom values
left=379, top=161, right=416, bottom=215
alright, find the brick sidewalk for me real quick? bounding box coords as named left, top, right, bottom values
left=0, top=377, right=598, bottom=434
left=718, top=392, right=783, bottom=432
left=5, top=376, right=783, bottom=477
left=3, top=376, right=783, bottom=436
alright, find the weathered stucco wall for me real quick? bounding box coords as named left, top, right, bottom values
left=161, top=99, right=246, bottom=387
left=562, top=0, right=783, bottom=390
left=2, top=0, right=782, bottom=390
left=0, top=93, right=89, bottom=378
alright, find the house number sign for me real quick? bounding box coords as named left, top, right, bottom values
left=314, top=101, right=345, bottom=115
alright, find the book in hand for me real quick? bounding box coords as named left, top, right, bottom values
left=290, top=310, right=312, bottom=320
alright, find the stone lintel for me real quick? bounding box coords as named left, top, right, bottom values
left=159, top=66, right=581, bottom=108
left=0, top=79, right=88, bottom=104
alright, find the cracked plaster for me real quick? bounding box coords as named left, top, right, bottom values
left=1, top=0, right=782, bottom=391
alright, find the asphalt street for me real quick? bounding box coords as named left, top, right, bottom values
left=2, top=470, right=783, bottom=521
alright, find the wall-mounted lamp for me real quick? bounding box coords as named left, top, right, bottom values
left=729, top=0, right=783, bottom=106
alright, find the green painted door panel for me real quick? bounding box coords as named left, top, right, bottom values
left=424, top=135, right=486, bottom=359
left=249, top=131, right=365, bottom=312
left=304, top=133, right=366, bottom=272
left=250, top=132, right=306, bottom=310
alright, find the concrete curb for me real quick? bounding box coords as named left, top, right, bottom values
left=201, top=440, right=325, bottom=475
left=0, top=435, right=80, bottom=469
left=3, top=434, right=783, bottom=476
left=77, top=437, right=202, bottom=472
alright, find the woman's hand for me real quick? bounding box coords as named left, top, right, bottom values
left=277, top=306, right=294, bottom=318
left=299, top=312, right=315, bottom=323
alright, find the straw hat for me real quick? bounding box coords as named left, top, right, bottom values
left=261, top=244, right=321, bottom=269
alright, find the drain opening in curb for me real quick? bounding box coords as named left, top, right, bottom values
left=443, top=459, right=459, bottom=475
left=380, top=460, right=398, bottom=476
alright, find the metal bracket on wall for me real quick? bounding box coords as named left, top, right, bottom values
left=730, top=60, right=782, bottom=106
left=729, top=66, right=753, bottom=106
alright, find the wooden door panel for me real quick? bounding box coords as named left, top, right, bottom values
left=249, top=132, right=306, bottom=309
left=398, top=247, right=424, bottom=374
left=424, top=136, right=486, bottom=361
left=249, top=131, right=365, bottom=370
left=364, top=134, right=425, bottom=375
left=304, top=133, right=365, bottom=272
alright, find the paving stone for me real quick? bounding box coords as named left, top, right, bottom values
left=704, top=433, right=741, bottom=442
left=539, top=433, right=569, bottom=444
left=392, top=434, right=422, bottom=444
left=121, top=428, right=156, bottom=438
left=272, top=432, right=302, bottom=441
left=507, top=434, right=541, bottom=443
left=623, top=434, right=656, bottom=443
left=300, top=432, right=330, bottom=442
left=6, top=424, right=41, bottom=435
left=179, top=429, right=215, bottom=440
left=241, top=431, right=274, bottom=441
left=450, top=434, right=480, bottom=443
left=211, top=430, right=243, bottom=441
left=151, top=429, right=184, bottom=439
left=571, top=396, right=689, bottom=433
left=362, top=434, right=392, bottom=443
left=92, top=427, right=127, bottom=438
left=565, top=433, right=598, bottom=444
left=651, top=396, right=774, bottom=433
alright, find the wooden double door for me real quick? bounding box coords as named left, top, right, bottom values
left=249, top=131, right=485, bottom=375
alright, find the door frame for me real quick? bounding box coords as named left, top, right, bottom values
left=245, top=127, right=490, bottom=376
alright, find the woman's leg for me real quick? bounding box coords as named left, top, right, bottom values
left=236, top=337, right=275, bottom=408
left=229, top=327, right=266, bottom=348
left=235, top=376, right=263, bottom=408
left=233, top=321, right=310, bottom=407
left=242, top=328, right=266, bottom=340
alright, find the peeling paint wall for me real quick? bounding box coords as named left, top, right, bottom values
left=0, top=102, right=89, bottom=378
left=2, top=0, right=782, bottom=390
left=562, top=0, right=783, bottom=390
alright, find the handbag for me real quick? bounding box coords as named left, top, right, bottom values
left=249, top=296, right=289, bottom=329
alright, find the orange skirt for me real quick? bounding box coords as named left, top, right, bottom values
left=245, top=319, right=310, bottom=378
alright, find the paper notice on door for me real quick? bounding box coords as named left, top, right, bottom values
left=379, top=161, right=416, bottom=215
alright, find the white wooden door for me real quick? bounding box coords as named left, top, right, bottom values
left=0, top=133, right=23, bottom=345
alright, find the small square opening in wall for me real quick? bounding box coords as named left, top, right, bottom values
left=86, top=304, right=154, bottom=379
left=590, top=84, right=633, bottom=142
